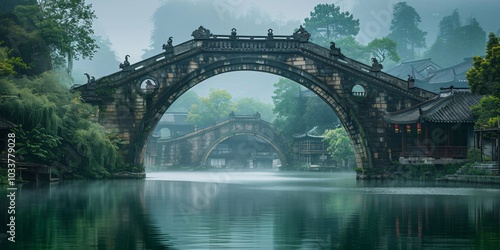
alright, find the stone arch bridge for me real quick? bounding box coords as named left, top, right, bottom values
left=154, top=113, right=288, bottom=168
left=74, top=26, right=436, bottom=172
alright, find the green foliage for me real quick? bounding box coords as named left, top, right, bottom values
left=470, top=96, right=500, bottom=128
left=0, top=41, right=29, bottom=76
left=0, top=9, right=52, bottom=75
left=467, top=148, right=483, bottom=162
left=388, top=2, right=427, bottom=61
left=272, top=78, right=338, bottom=137
left=366, top=37, right=400, bottom=64
left=426, top=10, right=486, bottom=67
left=0, top=77, right=61, bottom=134
left=467, top=33, right=500, bottom=129
left=303, top=3, right=360, bottom=47
left=13, top=0, right=98, bottom=73
left=186, top=89, right=233, bottom=126
left=72, top=123, right=118, bottom=178
left=13, top=125, right=61, bottom=163
left=233, top=97, right=274, bottom=122
left=323, top=128, right=355, bottom=167
left=272, top=78, right=306, bottom=136
left=335, top=36, right=369, bottom=63
left=303, top=95, right=338, bottom=129
left=0, top=71, right=122, bottom=179
left=168, top=91, right=200, bottom=112
left=177, top=89, right=274, bottom=127
left=467, top=33, right=500, bottom=96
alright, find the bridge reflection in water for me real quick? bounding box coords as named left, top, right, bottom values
left=4, top=172, right=499, bottom=249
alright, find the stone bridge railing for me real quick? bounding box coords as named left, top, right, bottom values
left=76, top=27, right=435, bottom=102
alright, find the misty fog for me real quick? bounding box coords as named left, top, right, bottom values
left=73, top=0, right=500, bottom=104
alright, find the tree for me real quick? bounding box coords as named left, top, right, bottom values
left=168, top=91, right=200, bottom=112
left=0, top=41, right=29, bottom=76
left=0, top=71, right=123, bottom=178
left=233, top=97, right=274, bottom=122
left=272, top=78, right=306, bottom=136
left=71, top=35, right=120, bottom=83
left=186, top=89, right=233, bottom=126
left=303, top=94, right=339, bottom=130
left=366, top=37, right=400, bottom=64
left=15, top=0, right=98, bottom=74
left=466, top=33, right=500, bottom=128
left=0, top=5, right=52, bottom=75
left=303, top=3, right=360, bottom=47
left=426, top=10, right=486, bottom=67
left=388, top=2, right=427, bottom=61
left=335, top=36, right=369, bottom=63
left=467, top=33, right=500, bottom=96
left=323, top=128, right=355, bottom=168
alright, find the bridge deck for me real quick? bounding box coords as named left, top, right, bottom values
left=83, top=32, right=435, bottom=102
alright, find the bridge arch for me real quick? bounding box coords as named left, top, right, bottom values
left=156, top=115, right=289, bottom=168
left=145, top=58, right=368, bottom=169
left=76, top=28, right=436, bottom=172
left=200, top=131, right=288, bottom=168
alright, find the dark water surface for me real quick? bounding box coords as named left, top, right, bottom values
left=1, top=171, right=500, bottom=249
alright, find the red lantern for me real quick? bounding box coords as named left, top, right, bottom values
left=406, top=124, right=411, bottom=133
left=417, top=123, right=422, bottom=134
left=394, top=124, right=399, bottom=133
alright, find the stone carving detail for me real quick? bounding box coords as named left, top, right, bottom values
left=329, top=41, right=343, bottom=57
left=371, top=57, right=383, bottom=72
left=293, top=25, right=311, bottom=42
left=230, top=28, right=237, bottom=39
left=407, top=75, right=415, bottom=88
left=84, top=73, right=96, bottom=85
left=267, top=28, right=274, bottom=39
left=191, top=26, right=212, bottom=39
left=162, top=37, right=173, bottom=52
left=119, top=55, right=130, bottom=69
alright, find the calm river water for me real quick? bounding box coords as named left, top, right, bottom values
left=1, top=171, right=500, bottom=249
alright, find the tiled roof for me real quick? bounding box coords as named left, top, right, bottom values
left=0, top=117, right=16, bottom=129
left=384, top=90, right=482, bottom=124
left=293, top=126, right=325, bottom=139
left=428, top=58, right=472, bottom=85
left=386, top=58, right=442, bottom=80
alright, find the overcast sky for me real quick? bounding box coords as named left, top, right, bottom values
left=87, top=0, right=500, bottom=60
left=82, top=0, right=500, bottom=104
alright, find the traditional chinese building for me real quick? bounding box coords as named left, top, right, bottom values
left=292, top=127, right=333, bottom=167
left=387, top=58, right=473, bottom=93
left=384, top=87, right=482, bottom=165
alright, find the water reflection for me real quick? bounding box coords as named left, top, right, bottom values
left=0, top=172, right=499, bottom=249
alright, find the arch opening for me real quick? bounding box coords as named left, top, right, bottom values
left=138, top=57, right=370, bottom=171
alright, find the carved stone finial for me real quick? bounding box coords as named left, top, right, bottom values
left=162, top=37, right=174, bottom=52
left=329, top=41, right=343, bottom=57
left=371, top=57, right=383, bottom=72
left=192, top=26, right=212, bottom=39
left=267, top=28, right=274, bottom=39
left=293, top=25, right=311, bottom=42
left=407, top=75, right=415, bottom=83
left=119, top=55, right=130, bottom=69
left=84, top=73, right=96, bottom=85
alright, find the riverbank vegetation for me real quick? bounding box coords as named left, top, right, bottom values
left=0, top=1, right=122, bottom=181
left=0, top=72, right=123, bottom=179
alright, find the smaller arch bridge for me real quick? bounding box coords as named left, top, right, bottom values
left=155, top=113, right=289, bottom=168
